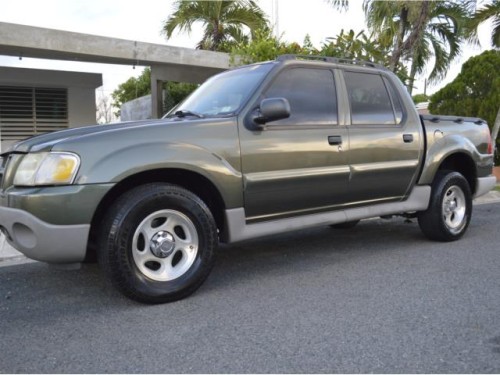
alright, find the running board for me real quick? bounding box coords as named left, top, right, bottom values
left=224, top=186, right=431, bottom=243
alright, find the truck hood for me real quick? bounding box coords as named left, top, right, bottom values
left=2, top=119, right=175, bottom=154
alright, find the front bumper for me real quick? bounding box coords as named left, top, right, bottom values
left=0, top=183, right=113, bottom=263
left=0, top=206, right=89, bottom=263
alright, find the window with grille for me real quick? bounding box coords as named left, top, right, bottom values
left=0, top=86, right=68, bottom=141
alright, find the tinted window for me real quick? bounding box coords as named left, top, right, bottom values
left=383, top=76, right=404, bottom=124
left=344, top=72, right=396, bottom=125
left=265, top=68, right=337, bottom=125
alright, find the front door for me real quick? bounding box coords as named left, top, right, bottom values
left=239, top=66, right=350, bottom=221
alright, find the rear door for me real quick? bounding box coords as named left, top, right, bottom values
left=342, top=70, right=422, bottom=204
left=239, top=66, right=350, bottom=221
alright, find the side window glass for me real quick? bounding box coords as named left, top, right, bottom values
left=383, top=76, right=404, bottom=124
left=265, top=68, right=337, bottom=125
left=344, top=71, right=396, bottom=125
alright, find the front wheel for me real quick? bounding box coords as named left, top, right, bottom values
left=417, top=171, right=472, bottom=242
left=98, top=183, right=217, bottom=303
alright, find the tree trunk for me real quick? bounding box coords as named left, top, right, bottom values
left=408, top=48, right=419, bottom=94
left=492, top=106, right=500, bottom=143
left=390, top=1, right=430, bottom=72
left=212, top=20, right=222, bottom=51
left=389, top=6, right=408, bottom=71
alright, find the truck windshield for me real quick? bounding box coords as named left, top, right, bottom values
left=165, top=63, right=274, bottom=118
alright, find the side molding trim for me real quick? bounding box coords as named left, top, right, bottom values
left=224, top=186, right=431, bottom=243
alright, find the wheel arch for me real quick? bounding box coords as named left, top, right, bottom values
left=436, top=153, right=477, bottom=194
left=86, top=168, right=227, bottom=261
left=419, top=148, right=478, bottom=196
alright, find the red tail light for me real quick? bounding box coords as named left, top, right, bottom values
left=487, top=131, right=493, bottom=154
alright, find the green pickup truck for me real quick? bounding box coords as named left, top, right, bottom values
left=0, top=55, right=496, bottom=303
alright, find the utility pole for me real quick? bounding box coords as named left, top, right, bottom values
left=274, top=0, right=280, bottom=37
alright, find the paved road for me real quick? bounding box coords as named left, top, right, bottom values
left=1, top=203, right=500, bottom=373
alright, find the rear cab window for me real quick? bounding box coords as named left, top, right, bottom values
left=344, top=71, right=403, bottom=126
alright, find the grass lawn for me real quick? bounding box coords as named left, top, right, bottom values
left=495, top=185, right=500, bottom=192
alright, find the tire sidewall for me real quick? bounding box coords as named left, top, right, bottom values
left=428, top=171, right=472, bottom=241
left=103, top=184, right=217, bottom=302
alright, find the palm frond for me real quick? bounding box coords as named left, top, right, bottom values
left=427, top=34, right=452, bottom=83
left=466, top=0, right=500, bottom=47
left=490, top=4, right=500, bottom=47
left=163, top=1, right=208, bottom=38
left=326, top=0, right=349, bottom=12
left=163, top=0, right=269, bottom=51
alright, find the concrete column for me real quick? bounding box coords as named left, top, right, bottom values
left=150, top=77, right=163, bottom=119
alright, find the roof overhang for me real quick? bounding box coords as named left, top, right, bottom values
left=0, top=22, right=231, bottom=83
left=0, top=66, right=102, bottom=88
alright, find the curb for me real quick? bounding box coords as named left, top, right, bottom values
left=473, top=188, right=500, bottom=205
left=0, top=255, right=34, bottom=268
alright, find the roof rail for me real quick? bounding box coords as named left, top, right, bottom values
left=276, top=54, right=389, bottom=71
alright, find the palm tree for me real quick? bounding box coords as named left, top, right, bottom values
left=362, top=1, right=410, bottom=70
left=364, top=1, right=470, bottom=92
left=410, top=2, right=467, bottom=85
left=326, top=1, right=434, bottom=72
left=163, top=0, right=268, bottom=52
left=468, top=0, right=500, bottom=48
left=326, top=1, right=472, bottom=92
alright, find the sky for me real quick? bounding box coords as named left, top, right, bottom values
left=0, top=0, right=495, bottom=98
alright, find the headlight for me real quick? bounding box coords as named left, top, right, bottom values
left=14, top=152, right=80, bottom=186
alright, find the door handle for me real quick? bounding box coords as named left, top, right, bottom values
left=328, top=135, right=343, bottom=145
left=403, top=134, right=414, bottom=143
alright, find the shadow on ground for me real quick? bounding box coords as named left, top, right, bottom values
left=1, top=217, right=424, bottom=310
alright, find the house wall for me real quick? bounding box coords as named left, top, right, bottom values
left=0, top=66, right=102, bottom=152
left=68, top=86, right=99, bottom=127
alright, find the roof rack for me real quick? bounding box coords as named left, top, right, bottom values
left=276, top=55, right=389, bottom=71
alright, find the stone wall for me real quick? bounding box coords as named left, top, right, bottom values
left=120, top=95, right=152, bottom=122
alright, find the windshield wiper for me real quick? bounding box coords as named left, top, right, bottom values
left=173, top=110, right=204, bottom=119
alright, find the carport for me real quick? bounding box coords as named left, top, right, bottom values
left=0, top=22, right=230, bottom=119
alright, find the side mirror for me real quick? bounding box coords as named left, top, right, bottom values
left=253, top=98, right=291, bottom=126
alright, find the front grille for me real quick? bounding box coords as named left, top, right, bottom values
left=0, top=154, right=22, bottom=191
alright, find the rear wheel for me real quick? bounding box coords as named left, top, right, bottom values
left=418, top=171, right=472, bottom=242
left=98, top=183, right=217, bottom=303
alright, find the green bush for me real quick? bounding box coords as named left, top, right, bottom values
left=429, top=50, right=500, bottom=165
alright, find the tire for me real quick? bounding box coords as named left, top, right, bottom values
left=98, top=183, right=217, bottom=304
left=417, top=171, right=472, bottom=242
left=330, top=220, right=360, bottom=229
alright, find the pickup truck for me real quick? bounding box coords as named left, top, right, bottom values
left=0, top=55, right=496, bottom=303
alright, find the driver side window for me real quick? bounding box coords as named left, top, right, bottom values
left=264, top=68, right=338, bottom=126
